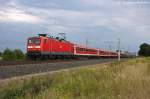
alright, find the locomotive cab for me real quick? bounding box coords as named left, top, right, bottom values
left=27, top=34, right=50, bottom=59
left=27, top=37, right=41, bottom=53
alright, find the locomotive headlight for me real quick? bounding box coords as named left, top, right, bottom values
left=28, top=46, right=33, bottom=48
left=35, top=46, right=41, bottom=48
left=27, top=46, right=40, bottom=48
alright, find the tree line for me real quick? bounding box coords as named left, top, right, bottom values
left=0, top=48, right=25, bottom=61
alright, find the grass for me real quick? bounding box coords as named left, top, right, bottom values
left=0, top=58, right=150, bottom=99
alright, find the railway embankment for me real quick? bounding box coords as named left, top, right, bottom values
left=0, top=58, right=150, bottom=99
left=0, top=59, right=119, bottom=79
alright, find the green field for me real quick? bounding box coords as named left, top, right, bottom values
left=0, top=58, right=150, bottom=99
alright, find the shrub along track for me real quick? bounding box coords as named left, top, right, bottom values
left=0, top=59, right=126, bottom=80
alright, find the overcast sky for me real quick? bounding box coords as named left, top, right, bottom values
left=0, top=0, right=150, bottom=53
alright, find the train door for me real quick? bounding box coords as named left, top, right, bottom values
left=42, top=38, right=49, bottom=54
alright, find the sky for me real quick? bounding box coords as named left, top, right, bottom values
left=0, top=0, right=150, bottom=53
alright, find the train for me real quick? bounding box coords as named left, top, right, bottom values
left=27, top=34, right=128, bottom=60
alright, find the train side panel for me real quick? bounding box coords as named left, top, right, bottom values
left=49, top=38, right=73, bottom=55
left=73, top=45, right=98, bottom=57
left=38, top=37, right=74, bottom=56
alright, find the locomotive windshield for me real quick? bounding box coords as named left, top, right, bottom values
left=28, top=38, right=40, bottom=45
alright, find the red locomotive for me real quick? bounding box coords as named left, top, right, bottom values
left=27, top=34, right=124, bottom=60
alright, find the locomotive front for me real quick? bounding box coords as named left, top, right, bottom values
left=27, top=37, right=41, bottom=58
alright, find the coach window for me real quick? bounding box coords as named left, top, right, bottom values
left=77, top=48, right=79, bottom=52
left=78, top=48, right=80, bottom=52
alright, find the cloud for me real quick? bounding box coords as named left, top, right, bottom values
left=0, top=0, right=41, bottom=23
left=0, top=8, right=40, bottom=23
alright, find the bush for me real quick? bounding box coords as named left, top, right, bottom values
left=2, top=48, right=25, bottom=61
left=0, top=52, right=2, bottom=57
left=2, top=48, right=16, bottom=61
left=138, top=43, right=150, bottom=56
left=14, top=49, right=24, bottom=60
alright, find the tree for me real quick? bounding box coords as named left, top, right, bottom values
left=2, top=48, right=16, bottom=61
left=0, top=52, right=2, bottom=57
left=14, top=49, right=25, bottom=60
left=138, top=43, right=150, bottom=56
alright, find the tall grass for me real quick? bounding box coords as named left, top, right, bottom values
left=0, top=58, right=150, bottom=99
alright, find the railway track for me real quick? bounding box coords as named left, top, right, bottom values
left=0, top=59, right=124, bottom=80
left=0, top=59, right=75, bottom=66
